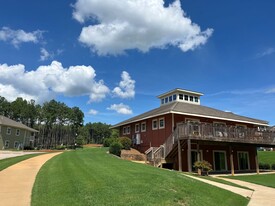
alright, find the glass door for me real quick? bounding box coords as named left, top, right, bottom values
left=214, top=151, right=227, bottom=171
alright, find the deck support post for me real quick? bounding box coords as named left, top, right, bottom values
left=196, top=143, right=200, bottom=161
left=177, top=139, right=182, bottom=172
left=229, top=146, right=234, bottom=176
left=255, top=147, right=259, bottom=174
left=187, top=138, right=192, bottom=173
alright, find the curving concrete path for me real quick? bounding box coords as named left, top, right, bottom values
left=185, top=173, right=275, bottom=206
left=0, top=152, right=62, bottom=206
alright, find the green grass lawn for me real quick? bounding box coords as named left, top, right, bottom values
left=258, top=151, right=275, bottom=165
left=0, top=154, right=43, bottom=171
left=32, top=148, right=249, bottom=206
left=224, top=173, right=275, bottom=189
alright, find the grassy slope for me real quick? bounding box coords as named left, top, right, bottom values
left=32, top=148, right=248, bottom=206
left=0, top=154, right=42, bottom=171
left=258, top=151, right=275, bottom=165
left=225, top=173, right=275, bottom=188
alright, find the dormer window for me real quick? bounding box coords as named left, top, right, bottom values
left=158, top=88, right=203, bottom=106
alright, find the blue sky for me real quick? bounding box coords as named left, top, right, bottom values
left=0, top=0, right=274, bottom=126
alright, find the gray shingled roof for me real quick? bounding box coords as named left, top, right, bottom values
left=112, top=102, right=268, bottom=128
left=0, top=115, right=38, bottom=132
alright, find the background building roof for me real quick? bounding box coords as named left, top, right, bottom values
left=0, top=115, right=38, bottom=132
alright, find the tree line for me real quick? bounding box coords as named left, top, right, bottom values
left=0, top=96, right=117, bottom=149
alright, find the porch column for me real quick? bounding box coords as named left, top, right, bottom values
left=187, top=138, right=192, bottom=172
left=196, top=143, right=200, bottom=161
left=229, top=146, right=234, bottom=176
left=255, top=147, right=259, bottom=174
left=177, top=139, right=182, bottom=172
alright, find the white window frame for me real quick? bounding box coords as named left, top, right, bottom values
left=141, top=122, right=146, bottom=132
left=123, top=127, right=127, bottom=135
left=159, top=118, right=165, bottom=129
left=6, top=127, right=11, bottom=135
left=213, top=150, right=228, bottom=171
left=4, top=140, right=9, bottom=148
left=14, top=141, right=19, bottom=149
left=135, top=123, right=140, bottom=133
left=237, top=151, right=250, bottom=170
left=16, top=129, right=20, bottom=136
left=127, top=126, right=131, bottom=134
left=152, top=119, right=158, bottom=130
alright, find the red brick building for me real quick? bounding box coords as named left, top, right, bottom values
left=112, top=89, right=275, bottom=174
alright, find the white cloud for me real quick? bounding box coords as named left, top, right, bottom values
left=40, top=48, right=51, bottom=61
left=256, top=48, right=275, bottom=58
left=73, top=0, right=213, bottom=55
left=88, top=109, right=98, bottom=115
left=107, top=103, right=133, bottom=115
left=0, top=27, right=43, bottom=47
left=0, top=61, right=110, bottom=103
left=113, top=71, right=135, bottom=98
left=265, top=88, right=275, bottom=94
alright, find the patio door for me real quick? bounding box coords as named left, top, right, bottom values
left=191, top=150, right=203, bottom=171
left=238, top=152, right=250, bottom=170
left=213, top=151, right=227, bottom=171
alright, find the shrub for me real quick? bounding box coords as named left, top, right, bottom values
left=118, top=137, right=132, bottom=150
left=109, top=142, right=123, bottom=156
left=194, top=160, right=212, bottom=175
left=103, top=137, right=117, bottom=147
left=259, top=162, right=271, bottom=170
left=272, top=164, right=275, bottom=170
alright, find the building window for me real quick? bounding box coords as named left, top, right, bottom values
left=184, top=95, right=188, bottom=101
left=169, top=96, right=172, bottom=102
left=6, top=127, right=11, bottom=135
left=14, top=141, right=19, bottom=149
left=194, top=97, right=199, bottom=103
left=127, top=126, right=131, bottom=134
left=159, top=118, right=165, bottom=129
left=173, top=94, right=177, bottom=101
left=165, top=97, right=168, bottom=103
left=161, top=99, right=164, bottom=104
left=213, top=150, right=227, bottom=171
left=237, top=152, right=250, bottom=170
left=4, top=140, right=9, bottom=149
left=189, top=96, right=194, bottom=102
left=179, top=94, right=183, bottom=100
left=141, top=122, right=146, bottom=132
left=16, top=129, right=20, bottom=136
left=123, top=127, right=127, bottom=135
left=152, top=119, right=158, bottom=130
left=135, top=124, right=140, bottom=133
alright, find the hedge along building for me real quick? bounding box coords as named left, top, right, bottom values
left=0, top=115, right=38, bottom=150
left=112, top=88, right=275, bottom=174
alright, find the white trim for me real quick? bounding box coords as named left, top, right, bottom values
left=141, top=122, right=146, bottom=132
left=126, top=126, right=131, bottom=134
left=185, top=118, right=200, bottom=123
left=16, top=129, right=20, bottom=136
left=159, top=117, right=165, bottom=129
left=6, top=127, right=11, bottom=135
left=135, top=123, right=140, bottom=133
left=122, top=127, right=127, bottom=135
left=237, top=151, right=250, bottom=170
left=152, top=119, right=158, bottom=130
left=4, top=140, right=9, bottom=148
left=213, top=150, right=228, bottom=171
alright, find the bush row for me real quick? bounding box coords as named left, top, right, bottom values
left=259, top=162, right=275, bottom=170
left=103, top=137, right=132, bottom=156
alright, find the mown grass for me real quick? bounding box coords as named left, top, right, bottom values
left=224, top=173, right=275, bottom=188
left=0, top=154, right=43, bottom=171
left=258, top=151, right=275, bottom=165
left=187, top=173, right=253, bottom=191
left=32, top=148, right=249, bottom=206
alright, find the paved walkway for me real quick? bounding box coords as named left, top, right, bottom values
left=184, top=173, right=275, bottom=206
left=0, top=152, right=62, bottom=206
left=0, top=150, right=45, bottom=160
